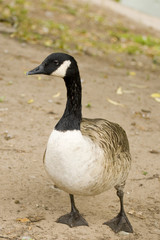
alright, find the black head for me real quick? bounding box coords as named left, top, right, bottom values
left=26, top=52, right=78, bottom=78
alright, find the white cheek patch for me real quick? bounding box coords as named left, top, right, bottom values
left=52, top=60, right=71, bottom=78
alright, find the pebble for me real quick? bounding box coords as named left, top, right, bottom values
left=4, top=49, right=9, bottom=54
left=21, top=237, right=33, bottom=240
left=21, top=42, right=27, bottom=47
left=15, top=200, right=20, bottom=204
left=4, top=131, right=13, bottom=140
left=119, top=231, right=130, bottom=235
left=0, top=108, right=8, bottom=111
left=45, top=11, right=54, bottom=18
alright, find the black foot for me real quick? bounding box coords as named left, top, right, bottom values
left=56, top=212, right=89, bottom=228
left=103, top=212, right=133, bottom=233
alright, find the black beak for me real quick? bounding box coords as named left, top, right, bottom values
left=26, top=64, right=45, bottom=75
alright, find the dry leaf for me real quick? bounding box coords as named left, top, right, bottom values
left=116, top=87, right=123, bottom=95
left=53, top=92, right=61, bottom=98
left=141, top=109, right=151, bottom=113
left=151, top=93, right=160, bottom=102
left=134, top=111, right=150, bottom=120
left=17, top=217, right=30, bottom=223
left=155, top=98, right=160, bottom=102
left=116, top=87, right=134, bottom=94
left=151, top=93, right=160, bottom=98
left=44, top=40, right=53, bottom=47
left=31, top=24, right=36, bottom=30
left=28, top=215, right=45, bottom=222
left=16, top=215, right=44, bottom=223
left=129, top=71, right=136, bottom=76
left=128, top=210, right=145, bottom=219
left=28, top=99, right=34, bottom=104
left=107, top=98, right=124, bottom=107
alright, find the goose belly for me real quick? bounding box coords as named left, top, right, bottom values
left=45, top=130, right=105, bottom=195
left=44, top=130, right=127, bottom=195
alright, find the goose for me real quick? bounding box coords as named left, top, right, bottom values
left=27, top=52, right=133, bottom=233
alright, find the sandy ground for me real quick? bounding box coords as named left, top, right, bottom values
left=0, top=15, right=160, bottom=240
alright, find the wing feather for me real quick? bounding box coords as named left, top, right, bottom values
left=81, top=118, right=130, bottom=161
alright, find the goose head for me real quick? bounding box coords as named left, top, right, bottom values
left=26, top=52, right=79, bottom=78
left=26, top=52, right=82, bottom=131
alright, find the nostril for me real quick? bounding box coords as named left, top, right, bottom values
left=27, top=64, right=44, bottom=75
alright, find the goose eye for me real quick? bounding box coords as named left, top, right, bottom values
left=54, top=60, right=59, bottom=66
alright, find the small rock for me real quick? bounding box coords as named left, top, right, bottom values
left=119, top=231, right=130, bottom=235
left=21, top=42, right=27, bottom=47
left=48, top=111, right=55, bottom=115
left=5, top=135, right=13, bottom=140
left=21, top=237, right=33, bottom=240
left=45, top=11, right=54, bottom=18
left=0, top=108, right=8, bottom=111
left=4, top=49, right=9, bottom=54
left=149, top=150, right=160, bottom=154
left=4, top=131, right=13, bottom=140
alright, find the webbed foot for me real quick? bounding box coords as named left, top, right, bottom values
left=57, top=211, right=88, bottom=227
left=103, top=188, right=133, bottom=233
left=103, top=212, right=133, bottom=233
left=56, top=194, right=89, bottom=228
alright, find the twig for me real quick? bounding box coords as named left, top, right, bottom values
left=0, top=148, right=26, bottom=153
left=131, top=174, right=159, bottom=181
left=0, top=236, right=12, bottom=240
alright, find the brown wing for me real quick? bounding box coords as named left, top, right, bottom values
left=80, top=118, right=130, bottom=159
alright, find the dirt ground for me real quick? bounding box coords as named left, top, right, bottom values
left=0, top=10, right=160, bottom=240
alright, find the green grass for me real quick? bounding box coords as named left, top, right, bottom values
left=0, top=96, right=5, bottom=102
left=0, top=0, right=160, bottom=57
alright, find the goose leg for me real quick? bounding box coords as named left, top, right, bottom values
left=56, top=194, right=89, bottom=227
left=103, top=188, right=133, bottom=233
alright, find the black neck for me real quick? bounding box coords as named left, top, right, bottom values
left=55, top=73, right=82, bottom=131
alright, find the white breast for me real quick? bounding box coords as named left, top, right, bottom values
left=44, top=130, right=106, bottom=195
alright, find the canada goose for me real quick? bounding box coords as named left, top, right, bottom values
left=27, top=52, right=133, bottom=233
